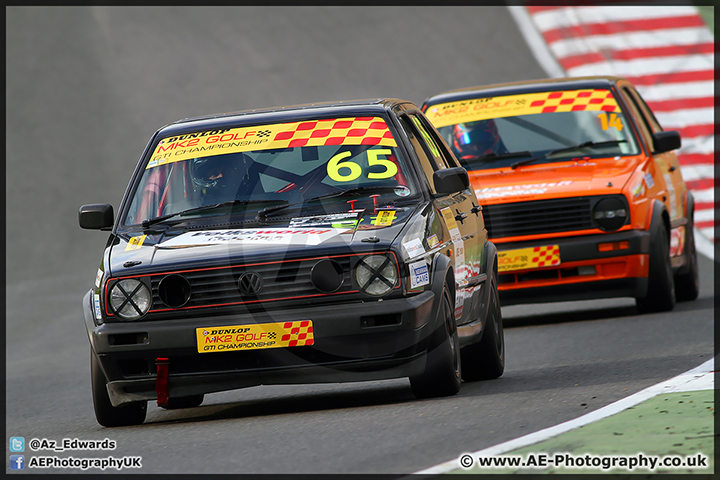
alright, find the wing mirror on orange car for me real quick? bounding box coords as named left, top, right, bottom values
left=652, top=131, right=681, bottom=155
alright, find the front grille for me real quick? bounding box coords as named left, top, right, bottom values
left=149, top=256, right=356, bottom=312
left=104, top=253, right=403, bottom=321
left=482, top=197, right=594, bottom=239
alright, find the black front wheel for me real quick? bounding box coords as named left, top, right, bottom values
left=636, top=225, right=675, bottom=313
left=91, top=351, right=147, bottom=427
left=410, top=284, right=461, bottom=399
left=461, top=274, right=504, bottom=381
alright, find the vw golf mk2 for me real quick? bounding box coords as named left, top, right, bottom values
left=79, top=99, right=504, bottom=426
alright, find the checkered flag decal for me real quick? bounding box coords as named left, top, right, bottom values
left=532, top=246, right=560, bottom=267
left=280, top=320, right=314, bottom=347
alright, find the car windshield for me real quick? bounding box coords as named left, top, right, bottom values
left=425, top=88, right=640, bottom=171
left=122, top=116, right=419, bottom=227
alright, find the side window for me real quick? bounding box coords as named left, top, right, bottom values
left=409, top=114, right=451, bottom=170
left=619, top=87, right=654, bottom=152
left=401, top=116, right=437, bottom=194
left=628, top=88, right=664, bottom=133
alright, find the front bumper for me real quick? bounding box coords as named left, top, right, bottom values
left=85, top=291, right=437, bottom=406
left=495, top=229, right=650, bottom=305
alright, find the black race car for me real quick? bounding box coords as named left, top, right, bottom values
left=79, top=98, right=504, bottom=427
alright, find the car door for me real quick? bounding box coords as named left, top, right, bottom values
left=400, top=111, right=487, bottom=325
left=620, top=83, right=688, bottom=258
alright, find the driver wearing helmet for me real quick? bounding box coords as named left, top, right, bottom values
left=190, top=153, right=251, bottom=204
left=451, top=119, right=507, bottom=161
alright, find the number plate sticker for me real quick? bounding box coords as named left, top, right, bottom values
left=498, top=245, right=560, bottom=272
left=196, top=320, right=314, bottom=353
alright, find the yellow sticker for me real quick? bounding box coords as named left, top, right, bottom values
left=498, top=245, right=560, bottom=272
left=374, top=210, right=396, bottom=226
left=440, top=207, right=459, bottom=231
left=196, top=320, right=314, bottom=353
left=425, top=89, right=619, bottom=128
left=147, top=117, right=397, bottom=169
left=125, top=235, right=147, bottom=251
left=598, top=112, right=624, bottom=131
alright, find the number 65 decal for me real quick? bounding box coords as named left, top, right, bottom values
left=327, top=148, right=398, bottom=182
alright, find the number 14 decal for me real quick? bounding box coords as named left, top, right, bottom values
left=598, top=113, right=623, bottom=131
left=327, top=148, right=398, bottom=182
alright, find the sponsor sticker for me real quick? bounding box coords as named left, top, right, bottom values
left=160, top=228, right=342, bottom=247
left=93, top=294, right=102, bottom=320
left=289, top=212, right=360, bottom=228
left=440, top=208, right=462, bottom=242
left=425, top=89, right=619, bottom=127
left=440, top=207, right=459, bottom=230
left=454, top=290, right=464, bottom=319
left=148, top=117, right=397, bottom=169
left=643, top=173, right=655, bottom=189
left=95, top=268, right=103, bottom=289
left=409, top=261, right=430, bottom=289
left=403, top=238, right=425, bottom=258
left=427, top=234, right=439, bottom=248
left=125, top=235, right=147, bottom=251
left=498, top=245, right=560, bottom=272
left=670, top=226, right=685, bottom=257
left=475, top=181, right=573, bottom=200
left=197, top=320, right=314, bottom=353
left=454, top=240, right=466, bottom=275
left=373, top=210, right=396, bottom=226
left=632, top=182, right=644, bottom=198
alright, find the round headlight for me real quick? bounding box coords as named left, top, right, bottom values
left=355, top=255, right=398, bottom=296
left=110, top=278, right=151, bottom=320
left=593, top=197, right=627, bottom=231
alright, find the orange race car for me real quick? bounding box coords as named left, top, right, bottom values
left=422, top=76, right=699, bottom=312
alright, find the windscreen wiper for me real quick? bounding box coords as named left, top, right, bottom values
left=544, top=139, right=627, bottom=157
left=510, top=140, right=627, bottom=170
left=462, top=151, right=533, bottom=166
left=142, top=199, right=287, bottom=230
left=257, top=186, right=400, bottom=220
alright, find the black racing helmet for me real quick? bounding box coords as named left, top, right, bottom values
left=190, top=153, right=248, bottom=190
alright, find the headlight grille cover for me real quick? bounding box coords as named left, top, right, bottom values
left=109, top=278, right=151, bottom=320
left=355, top=254, right=399, bottom=296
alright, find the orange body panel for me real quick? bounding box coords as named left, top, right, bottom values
left=423, top=76, right=691, bottom=305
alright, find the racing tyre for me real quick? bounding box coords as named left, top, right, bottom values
left=410, top=284, right=461, bottom=399
left=674, top=220, right=700, bottom=302
left=91, top=351, right=147, bottom=427
left=636, top=226, right=675, bottom=313
left=461, top=273, right=504, bottom=381
left=161, top=394, right=205, bottom=410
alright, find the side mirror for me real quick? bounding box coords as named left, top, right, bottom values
left=79, top=204, right=114, bottom=230
left=433, top=167, right=470, bottom=195
left=652, top=131, right=681, bottom=154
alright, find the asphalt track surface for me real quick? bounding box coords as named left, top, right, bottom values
left=5, top=6, right=715, bottom=475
